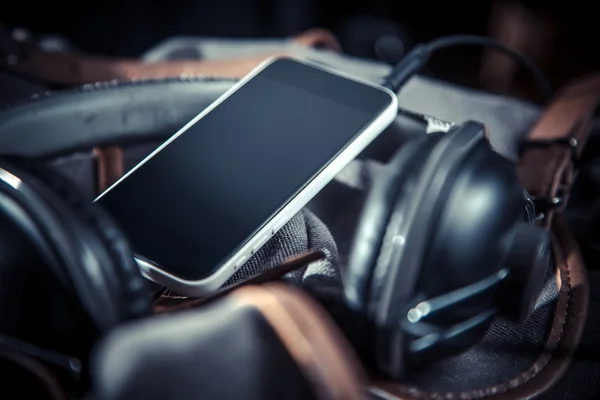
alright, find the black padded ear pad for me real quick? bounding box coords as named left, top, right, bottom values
left=344, top=135, right=436, bottom=312
left=0, top=157, right=151, bottom=331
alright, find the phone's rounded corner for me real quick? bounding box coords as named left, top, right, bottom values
left=381, top=89, right=399, bottom=123
left=382, top=86, right=399, bottom=108
left=134, top=256, right=234, bottom=297
left=258, top=54, right=302, bottom=70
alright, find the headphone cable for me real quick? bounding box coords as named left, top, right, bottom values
left=381, top=34, right=553, bottom=102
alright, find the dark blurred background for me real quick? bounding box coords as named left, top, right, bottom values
left=1, top=0, right=597, bottom=101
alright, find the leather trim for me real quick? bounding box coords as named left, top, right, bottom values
left=518, top=73, right=600, bottom=227
left=229, top=283, right=367, bottom=400
left=93, top=146, right=124, bottom=194
left=0, top=28, right=341, bottom=86
left=369, top=216, right=589, bottom=399
left=292, top=28, right=343, bottom=52
left=1, top=47, right=280, bottom=85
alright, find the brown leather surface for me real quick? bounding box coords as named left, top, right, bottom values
left=289, top=28, right=343, bottom=52
left=1, top=28, right=341, bottom=86
left=229, top=283, right=367, bottom=400
left=93, top=146, right=124, bottom=193
left=6, top=49, right=286, bottom=85
left=370, top=216, right=589, bottom=400
left=517, top=73, right=600, bottom=227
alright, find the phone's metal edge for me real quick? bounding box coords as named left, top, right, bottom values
left=96, top=55, right=399, bottom=297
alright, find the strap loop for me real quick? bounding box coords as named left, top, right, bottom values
left=517, top=73, right=600, bottom=226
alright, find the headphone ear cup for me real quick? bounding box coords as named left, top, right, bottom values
left=344, top=137, right=428, bottom=312
left=497, top=223, right=552, bottom=322
left=368, top=132, right=451, bottom=310
left=0, top=157, right=151, bottom=330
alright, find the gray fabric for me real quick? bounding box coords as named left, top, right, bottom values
left=142, top=37, right=391, bottom=83
left=225, top=209, right=340, bottom=286
left=397, top=77, right=541, bottom=162
left=143, top=38, right=314, bottom=62
left=221, top=158, right=382, bottom=288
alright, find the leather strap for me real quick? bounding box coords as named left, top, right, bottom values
left=517, top=73, right=600, bottom=227
left=3, top=50, right=284, bottom=85
left=0, top=28, right=341, bottom=86
left=230, top=283, right=367, bottom=400
left=93, top=146, right=124, bottom=194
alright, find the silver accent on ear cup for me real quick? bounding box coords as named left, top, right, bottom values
left=407, top=307, right=424, bottom=323
left=409, top=309, right=496, bottom=354
left=0, top=168, right=22, bottom=189
left=405, top=269, right=508, bottom=324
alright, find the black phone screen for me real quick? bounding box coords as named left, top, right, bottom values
left=96, top=58, right=393, bottom=281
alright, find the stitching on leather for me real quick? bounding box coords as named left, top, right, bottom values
left=384, top=231, right=573, bottom=400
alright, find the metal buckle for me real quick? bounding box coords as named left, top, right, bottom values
left=530, top=195, right=563, bottom=217
left=523, top=189, right=563, bottom=221
left=520, top=130, right=582, bottom=219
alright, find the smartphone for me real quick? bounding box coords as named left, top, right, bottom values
left=95, top=57, right=397, bottom=296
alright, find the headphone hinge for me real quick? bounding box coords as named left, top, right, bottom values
left=530, top=194, right=564, bottom=216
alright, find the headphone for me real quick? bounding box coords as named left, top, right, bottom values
left=0, top=121, right=551, bottom=383
left=344, top=121, right=552, bottom=379
left=0, top=156, right=151, bottom=360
